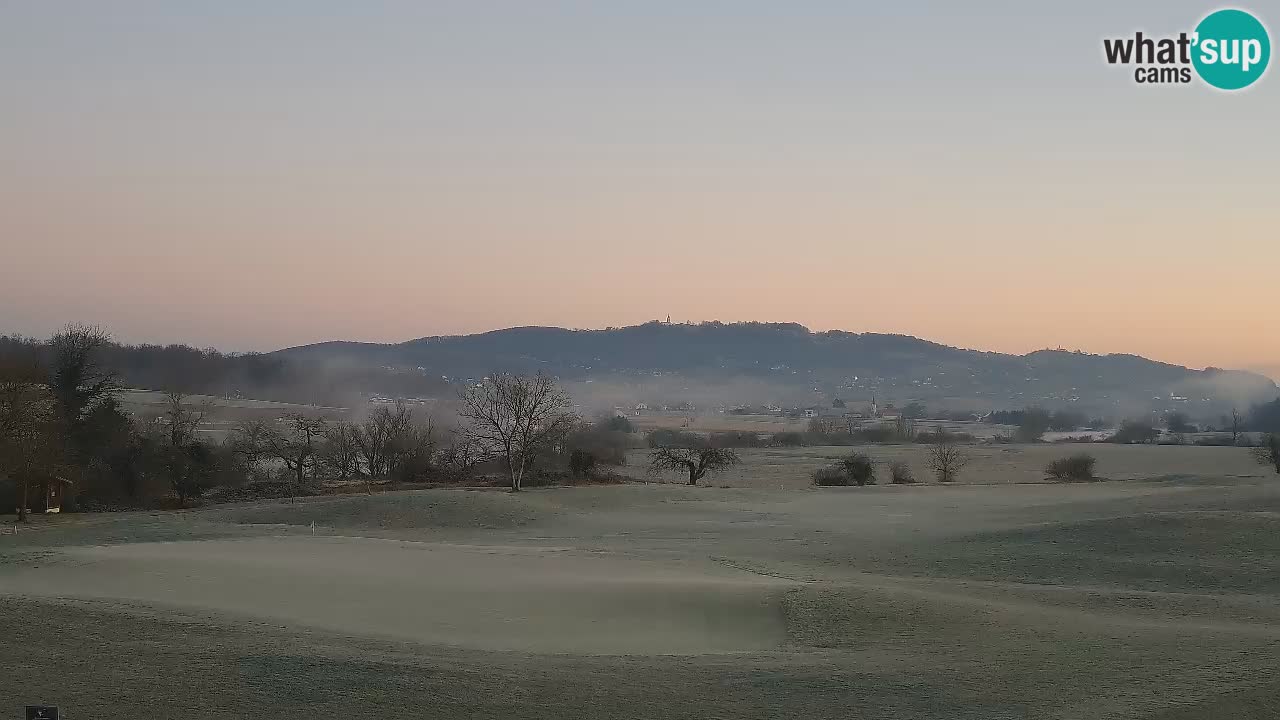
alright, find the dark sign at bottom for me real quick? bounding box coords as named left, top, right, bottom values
left=25, top=707, right=59, bottom=720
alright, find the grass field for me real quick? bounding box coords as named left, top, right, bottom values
left=115, top=389, right=350, bottom=441
left=3, top=452, right=1280, bottom=718
left=116, top=389, right=345, bottom=413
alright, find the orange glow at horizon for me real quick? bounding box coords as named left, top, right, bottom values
left=1, top=2, right=1276, bottom=376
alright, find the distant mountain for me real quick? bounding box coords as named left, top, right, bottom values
left=274, top=322, right=1278, bottom=416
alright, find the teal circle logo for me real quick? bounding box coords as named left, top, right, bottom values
left=1192, top=9, right=1271, bottom=90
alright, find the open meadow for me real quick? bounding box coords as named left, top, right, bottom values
left=115, top=389, right=349, bottom=442
left=4, top=445, right=1280, bottom=719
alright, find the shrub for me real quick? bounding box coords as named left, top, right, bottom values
left=889, top=461, right=916, bottom=484
left=840, top=452, right=877, bottom=486
left=773, top=431, right=806, bottom=447
left=569, top=449, right=598, bottom=478
left=854, top=426, right=899, bottom=443
left=600, top=415, right=634, bottom=433
left=1045, top=453, right=1097, bottom=481
left=812, top=466, right=850, bottom=486
left=1016, top=407, right=1053, bottom=442
left=568, top=427, right=633, bottom=465
left=803, top=431, right=857, bottom=446
left=918, top=431, right=975, bottom=444
left=1254, top=433, right=1280, bottom=474
left=813, top=453, right=878, bottom=486
left=1110, top=421, right=1159, bottom=444
left=915, top=427, right=974, bottom=444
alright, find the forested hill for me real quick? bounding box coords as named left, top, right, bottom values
left=274, top=321, right=1278, bottom=412
left=4, top=322, right=1275, bottom=413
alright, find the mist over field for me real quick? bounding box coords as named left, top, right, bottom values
left=563, top=375, right=814, bottom=415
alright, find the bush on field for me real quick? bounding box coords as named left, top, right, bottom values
left=709, top=431, right=767, bottom=448
left=803, top=431, right=856, bottom=446
left=1045, top=453, right=1097, bottom=481
left=812, top=466, right=851, bottom=486
left=599, top=415, right=634, bottom=433
left=813, top=452, right=878, bottom=486
left=567, top=426, right=634, bottom=466
left=810, top=426, right=911, bottom=445
left=569, top=448, right=598, bottom=478
left=853, top=426, right=901, bottom=444
left=646, top=428, right=706, bottom=449
left=1110, top=421, right=1159, bottom=444
left=915, top=427, right=973, bottom=444
left=1254, top=433, right=1280, bottom=474
left=840, top=452, right=877, bottom=486
left=773, top=431, right=806, bottom=447
left=889, top=461, right=917, bottom=484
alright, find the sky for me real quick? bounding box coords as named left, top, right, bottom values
left=1, top=1, right=1276, bottom=374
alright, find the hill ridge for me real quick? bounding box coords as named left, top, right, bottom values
left=272, top=321, right=1276, bottom=414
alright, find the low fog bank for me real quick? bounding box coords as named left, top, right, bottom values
left=1169, top=369, right=1279, bottom=413
left=562, top=370, right=1277, bottom=423
left=564, top=376, right=819, bottom=416
left=246, top=365, right=1277, bottom=429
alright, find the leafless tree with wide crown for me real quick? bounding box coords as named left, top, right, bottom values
left=457, top=372, right=576, bottom=491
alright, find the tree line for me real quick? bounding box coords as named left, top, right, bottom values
left=0, top=332, right=450, bottom=407
left=0, top=325, right=649, bottom=519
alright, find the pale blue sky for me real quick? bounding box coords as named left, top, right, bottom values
left=1, top=2, right=1275, bottom=371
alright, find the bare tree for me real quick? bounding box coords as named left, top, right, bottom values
left=386, top=414, right=436, bottom=482
left=650, top=447, right=739, bottom=485
left=926, top=430, right=969, bottom=483
left=351, top=400, right=436, bottom=481
left=162, top=391, right=204, bottom=450
left=0, top=360, right=63, bottom=521
left=894, top=415, right=917, bottom=441
left=1230, top=408, right=1244, bottom=446
left=1254, top=433, right=1280, bottom=474
left=439, top=432, right=486, bottom=479
left=458, top=373, right=576, bottom=491
left=239, top=414, right=328, bottom=498
left=355, top=404, right=399, bottom=478
left=374, top=400, right=432, bottom=480
left=156, top=391, right=214, bottom=505
left=320, top=421, right=363, bottom=480
left=228, top=419, right=273, bottom=482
